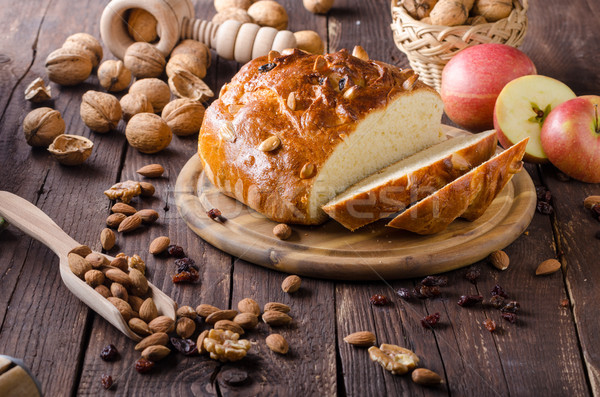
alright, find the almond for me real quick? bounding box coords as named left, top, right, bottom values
left=135, top=332, right=169, bottom=351
left=237, top=298, right=260, bottom=316
left=343, top=331, right=376, bottom=347
left=104, top=267, right=132, bottom=287
left=137, top=209, right=159, bottom=224
left=197, top=330, right=209, bottom=354
left=106, top=213, right=127, bottom=228
left=85, top=252, right=109, bottom=268
left=196, top=303, right=221, bottom=318
left=176, top=305, right=197, bottom=319
left=128, top=317, right=152, bottom=336
left=583, top=195, right=600, bottom=209
left=149, top=236, right=170, bottom=255
left=129, top=268, right=149, bottom=296
left=141, top=345, right=171, bottom=361
left=139, top=297, right=159, bottom=323
left=205, top=309, right=238, bottom=324
left=68, top=253, right=92, bottom=279
left=111, top=202, right=137, bottom=215
left=139, top=182, right=155, bottom=197
left=148, top=315, right=175, bottom=333
left=264, top=302, right=290, bottom=313
left=84, top=269, right=105, bottom=287
left=262, top=310, right=292, bottom=326
left=107, top=297, right=134, bottom=322
left=233, top=312, right=259, bottom=330
left=281, top=275, right=301, bottom=293
left=110, top=282, right=129, bottom=301
left=137, top=163, right=165, bottom=178
left=129, top=295, right=144, bottom=312
left=489, top=250, right=509, bottom=271
left=118, top=213, right=142, bottom=233
left=266, top=334, right=289, bottom=354
left=69, top=245, right=92, bottom=257
left=176, top=317, right=196, bottom=338
left=258, top=135, right=281, bottom=152
left=214, top=319, right=244, bottom=335
left=95, top=285, right=112, bottom=299
left=110, top=256, right=128, bottom=272
left=100, top=228, right=116, bottom=250
left=536, top=258, right=561, bottom=275
left=411, top=368, right=443, bottom=386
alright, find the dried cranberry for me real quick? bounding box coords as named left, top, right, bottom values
left=537, top=201, right=554, bottom=215
left=536, top=186, right=552, bottom=203
left=414, top=285, right=441, bottom=299
left=483, top=319, right=497, bottom=332
left=396, top=288, right=413, bottom=300
left=172, top=268, right=200, bottom=284
left=421, top=312, right=440, bottom=329
left=501, top=301, right=520, bottom=313
left=258, top=62, right=276, bottom=72
left=135, top=358, right=155, bottom=374
left=167, top=244, right=185, bottom=258
left=101, top=374, right=113, bottom=390
left=465, top=266, right=481, bottom=284
left=370, top=294, right=389, bottom=306
left=175, top=257, right=198, bottom=272
left=501, top=312, right=517, bottom=324
left=100, top=344, right=119, bottom=361
left=457, top=295, right=483, bottom=307
left=491, top=284, right=508, bottom=299
left=207, top=208, right=225, bottom=221
left=170, top=337, right=198, bottom=356
left=421, top=275, right=448, bottom=287
left=489, top=295, right=505, bottom=309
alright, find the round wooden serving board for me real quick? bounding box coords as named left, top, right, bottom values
left=175, top=126, right=537, bottom=280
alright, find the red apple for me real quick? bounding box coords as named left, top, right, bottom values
left=494, top=75, right=576, bottom=163
left=441, top=43, right=536, bottom=132
left=540, top=95, right=600, bottom=183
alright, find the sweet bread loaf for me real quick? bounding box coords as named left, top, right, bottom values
left=198, top=48, right=443, bottom=224
left=387, top=138, right=528, bottom=234
left=322, top=130, right=498, bottom=231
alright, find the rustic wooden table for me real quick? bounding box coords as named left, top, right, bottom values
left=1, top=0, right=599, bottom=395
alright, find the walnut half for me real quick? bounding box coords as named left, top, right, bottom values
left=203, top=329, right=251, bottom=362
left=368, top=344, right=419, bottom=375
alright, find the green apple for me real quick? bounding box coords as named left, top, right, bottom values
left=493, top=75, right=576, bottom=163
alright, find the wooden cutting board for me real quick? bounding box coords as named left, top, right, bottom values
left=175, top=126, right=536, bottom=280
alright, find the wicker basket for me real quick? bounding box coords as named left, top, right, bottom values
left=391, top=0, right=528, bottom=91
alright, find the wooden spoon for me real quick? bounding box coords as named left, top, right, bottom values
left=0, top=191, right=177, bottom=341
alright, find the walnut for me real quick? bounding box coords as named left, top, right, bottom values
left=45, top=47, right=93, bottom=86
left=48, top=134, right=94, bottom=166
left=202, top=329, right=251, bottom=362
left=22, top=107, right=65, bottom=147
left=126, top=8, right=158, bottom=43
left=80, top=91, right=122, bottom=133
left=214, top=0, right=252, bottom=12
left=472, top=0, right=513, bottom=22
left=63, top=33, right=103, bottom=68
left=168, top=70, right=214, bottom=102
left=129, top=78, right=171, bottom=112
left=166, top=53, right=206, bottom=79
left=161, top=98, right=205, bottom=136
left=120, top=93, right=154, bottom=122
left=247, top=1, right=288, bottom=30
left=24, top=77, right=51, bottom=103
left=368, top=344, right=419, bottom=375
left=293, top=30, right=324, bottom=54
left=212, top=8, right=255, bottom=25
left=171, top=40, right=211, bottom=70
left=123, top=42, right=166, bottom=79
left=97, top=60, right=132, bottom=92
left=125, top=113, right=172, bottom=153
left=104, top=181, right=142, bottom=203
left=128, top=254, right=146, bottom=275
left=303, top=0, right=334, bottom=14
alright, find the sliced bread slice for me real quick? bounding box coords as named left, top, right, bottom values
left=321, top=130, right=497, bottom=231
left=386, top=137, right=528, bottom=235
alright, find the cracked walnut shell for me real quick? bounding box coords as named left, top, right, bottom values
left=48, top=134, right=94, bottom=166
left=80, top=91, right=122, bottom=133
left=126, top=113, right=172, bottom=153
left=161, top=98, right=205, bottom=136
left=23, top=107, right=65, bottom=147
left=24, top=77, right=51, bottom=103
left=97, top=60, right=132, bottom=92
left=203, top=329, right=251, bottom=362
left=166, top=53, right=207, bottom=79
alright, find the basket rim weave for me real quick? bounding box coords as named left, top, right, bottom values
left=390, top=0, right=529, bottom=91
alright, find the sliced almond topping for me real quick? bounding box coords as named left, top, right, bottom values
left=300, top=163, right=315, bottom=179
left=268, top=50, right=280, bottom=62
left=258, top=135, right=281, bottom=152
left=402, top=73, right=419, bottom=91
left=352, top=45, right=369, bottom=61
left=287, top=91, right=296, bottom=111
left=343, top=86, right=358, bottom=100
left=219, top=121, right=236, bottom=143
left=313, top=55, right=327, bottom=72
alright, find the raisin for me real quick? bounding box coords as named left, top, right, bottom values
left=172, top=268, right=200, bottom=284
left=170, top=338, right=198, bottom=356
left=135, top=358, right=155, bottom=374
left=536, top=186, right=552, bottom=203
left=101, top=374, right=113, bottom=390
left=338, top=77, right=347, bottom=91
left=370, top=294, right=389, bottom=306
left=491, top=284, right=508, bottom=299
left=457, top=295, right=483, bottom=307
left=421, top=312, right=440, bottom=329
left=396, top=288, right=413, bottom=300
left=100, top=344, right=119, bottom=361
left=489, top=295, right=505, bottom=309
left=483, top=319, right=497, bottom=332
left=501, top=301, right=520, bottom=313
left=207, top=208, right=225, bottom=222
left=258, top=62, right=276, bottom=72
left=537, top=201, right=553, bottom=215
left=167, top=244, right=185, bottom=258
left=415, top=285, right=441, bottom=299
left=501, top=312, right=517, bottom=324
left=219, top=368, right=249, bottom=386
left=421, top=275, right=448, bottom=287
left=465, top=266, right=481, bottom=284
left=175, top=257, right=197, bottom=273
